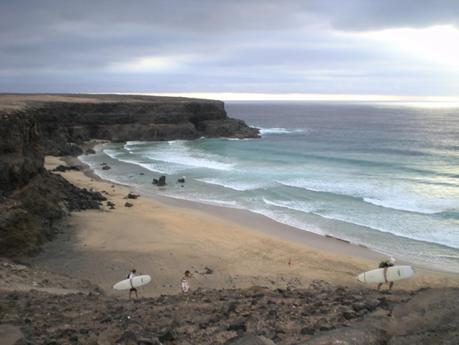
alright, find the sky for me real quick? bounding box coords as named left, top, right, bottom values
left=1, top=0, right=459, bottom=99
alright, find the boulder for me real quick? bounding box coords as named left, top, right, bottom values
left=127, top=192, right=139, bottom=199
left=52, top=165, right=80, bottom=172
left=124, top=202, right=133, bottom=207
left=157, top=176, right=166, bottom=186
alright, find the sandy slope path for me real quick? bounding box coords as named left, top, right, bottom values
left=32, top=157, right=459, bottom=297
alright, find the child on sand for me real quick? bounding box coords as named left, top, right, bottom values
left=377, top=257, right=396, bottom=291
left=181, top=270, right=193, bottom=293
left=127, top=269, right=138, bottom=299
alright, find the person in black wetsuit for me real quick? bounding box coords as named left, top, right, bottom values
left=377, top=257, right=396, bottom=291
left=127, top=269, right=138, bottom=299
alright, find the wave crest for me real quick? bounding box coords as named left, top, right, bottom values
left=259, top=127, right=305, bottom=135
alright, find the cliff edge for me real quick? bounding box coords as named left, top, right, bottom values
left=0, top=94, right=259, bottom=155
left=0, top=94, right=258, bottom=257
left=0, top=108, right=105, bottom=257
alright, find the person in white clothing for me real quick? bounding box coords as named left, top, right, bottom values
left=181, top=270, right=193, bottom=293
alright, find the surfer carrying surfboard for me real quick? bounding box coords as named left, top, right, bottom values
left=127, top=269, right=138, bottom=299
left=377, top=257, right=396, bottom=291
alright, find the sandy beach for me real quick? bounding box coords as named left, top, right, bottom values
left=33, top=156, right=459, bottom=297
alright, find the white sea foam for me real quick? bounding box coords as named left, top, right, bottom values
left=316, top=210, right=459, bottom=250
left=148, top=153, right=234, bottom=171
left=102, top=149, right=168, bottom=173
left=222, top=137, right=253, bottom=141
left=146, top=141, right=235, bottom=171
left=278, top=178, right=456, bottom=215
left=125, top=141, right=150, bottom=145
left=262, top=198, right=318, bottom=213
left=363, top=197, right=441, bottom=215
left=258, top=127, right=305, bottom=135
left=434, top=254, right=459, bottom=259
left=251, top=208, right=325, bottom=235
left=160, top=192, right=242, bottom=209
left=122, top=141, right=143, bottom=152
left=277, top=178, right=368, bottom=196
left=103, top=149, right=121, bottom=160
left=197, top=178, right=268, bottom=191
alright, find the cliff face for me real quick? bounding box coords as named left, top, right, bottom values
left=0, top=109, right=106, bottom=256
left=0, top=110, right=43, bottom=194
left=22, top=95, right=258, bottom=155
left=0, top=94, right=258, bottom=256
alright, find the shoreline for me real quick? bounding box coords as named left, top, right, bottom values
left=32, top=155, right=459, bottom=298
left=73, top=150, right=458, bottom=275
left=70, top=152, right=384, bottom=263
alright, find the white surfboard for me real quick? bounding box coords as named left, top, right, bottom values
left=113, top=275, right=151, bottom=290
left=357, top=265, right=414, bottom=284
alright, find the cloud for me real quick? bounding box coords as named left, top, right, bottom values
left=1, top=1, right=459, bottom=95
left=317, top=0, right=459, bottom=31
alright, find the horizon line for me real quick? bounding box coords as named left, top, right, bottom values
left=120, top=92, right=459, bottom=104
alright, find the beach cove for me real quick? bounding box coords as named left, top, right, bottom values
left=2, top=94, right=459, bottom=344
left=32, top=156, right=459, bottom=297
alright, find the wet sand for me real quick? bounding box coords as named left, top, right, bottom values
left=33, top=156, right=459, bottom=297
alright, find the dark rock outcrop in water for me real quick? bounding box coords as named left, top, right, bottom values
left=0, top=94, right=257, bottom=257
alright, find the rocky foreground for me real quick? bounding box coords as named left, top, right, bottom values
left=1, top=262, right=458, bottom=345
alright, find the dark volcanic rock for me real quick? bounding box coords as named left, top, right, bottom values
left=386, top=288, right=459, bottom=345
left=52, top=164, right=80, bottom=172
left=0, top=171, right=106, bottom=257
left=3, top=282, right=455, bottom=345
left=0, top=108, right=105, bottom=257
left=0, top=110, right=42, bottom=194
left=124, top=202, right=134, bottom=207
left=127, top=192, right=140, bottom=199
left=301, top=287, right=459, bottom=345
left=157, top=176, right=166, bottom=187
left=16, top=94, right=259, bottom=155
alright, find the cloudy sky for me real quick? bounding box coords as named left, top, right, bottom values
left=1, top=0, right=459, bottom=99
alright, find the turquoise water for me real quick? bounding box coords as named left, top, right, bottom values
left=80, top=102, right=459, bottom=273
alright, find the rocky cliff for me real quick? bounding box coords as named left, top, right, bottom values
left=0, top=108, right=106, bottom=257
left=2, top=94, right=259, bottom=155
left=0, top=94, right=258, bottom=256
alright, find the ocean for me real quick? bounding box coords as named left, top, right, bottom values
left=80, top=101, right=459, bottom=273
